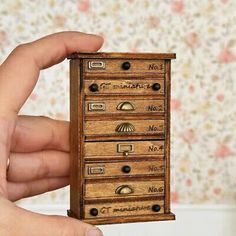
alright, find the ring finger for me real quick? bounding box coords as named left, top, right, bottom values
left=7, top=150, right=69, bottom=182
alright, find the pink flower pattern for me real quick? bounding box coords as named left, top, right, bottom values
left=215, top=144, right=232, bottom=159
left=0, top=0, right=235, bottom=205
left=171, top=0, right=184, bottom=13
left=78, top=0, right=90, bottom=12
left=218, top=48, right=236, bottom=63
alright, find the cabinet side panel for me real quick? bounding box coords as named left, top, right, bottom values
left=70, top=59, right=81, bottom=218
left=164, top=59, right=171, bottom=213
left=79, top=59, right=85, bottom=219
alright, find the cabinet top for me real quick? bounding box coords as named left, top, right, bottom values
left=68, top=52, right=176, bottom=60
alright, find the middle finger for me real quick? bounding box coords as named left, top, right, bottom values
left=11, top=115, right=69, bottom=153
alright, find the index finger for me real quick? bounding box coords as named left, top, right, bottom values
left=0, top=31, right=103, bottom=116
left=0, top=31, right=103, bottom=194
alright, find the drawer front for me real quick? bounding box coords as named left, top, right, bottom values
left=84, top=200, right=164, bottom=218
left=85, top=98, right=164, bottom=115
left=84, top=79, right=164, bottom=95
left=84, top=59, right=165, bottom=74
left=84, top=140, right=165, bottom=158
left=85, top=160, right=165, bottom=178
left=85, top=119, right=164, bottom=137
left=85, top=180, right=164, bottom=199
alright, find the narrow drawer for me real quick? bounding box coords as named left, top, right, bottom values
left=84, top=79, right=164, bottom=95
left=85, top=160, right=165, bottom=178
left=85, top=98, right=164, bottom=115
left=85, top=179, right=164, bottom=199
left=84, top=59, right=165, bottom=74
left=84, top=119, right=164, bottom=137
left=84, top=140, right=165, bottom=158
left=84, top=200, right=164, bottom=218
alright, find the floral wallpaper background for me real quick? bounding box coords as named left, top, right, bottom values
left=0, top=0, right=235, bottom=205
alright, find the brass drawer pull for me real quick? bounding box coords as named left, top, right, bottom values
left=116, top=101, right=135, bottom=111
left=117, top=143, right=134, bottom=156
left=115, top=185, right=134, bottom=195
left=115, top=122, right=135, bottom=133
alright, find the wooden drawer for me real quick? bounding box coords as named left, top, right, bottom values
left=84, top=140, right=165, bottom=158
left=84, top=79, right=165, bottom=95
left=85, top=98, right=164, bottom=115
left=85, top=179, right=164, bottom=199
left=85, top=160, right=165, bottom=178
left=84, top=59, right=165, bottom=74
left=84, top=119, right=165, bottom=137
left=84, top=199, right=164, bottom=219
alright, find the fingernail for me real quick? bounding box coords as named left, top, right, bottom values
left=87, top=33, right=103, bottom=39
left=86, top=227, right=103, bottom=236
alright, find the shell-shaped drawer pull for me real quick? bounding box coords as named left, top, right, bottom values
left=115, top=185, right=134, bottom=195
left=115, top=122, right=135, bottom=133
left=116, top=101, right=135, bottom=111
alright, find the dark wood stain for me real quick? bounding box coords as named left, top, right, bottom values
left=69, top=52, right=176, bottom=224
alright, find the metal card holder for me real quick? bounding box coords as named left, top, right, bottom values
left=117, top=143, right=134, bottom=156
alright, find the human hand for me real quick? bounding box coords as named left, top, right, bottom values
left=0, top=32, right=104, bottom=236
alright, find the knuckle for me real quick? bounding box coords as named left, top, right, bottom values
left=38, top=115, right=50, bottom=121
left=39, top=150, right=50, bottom=178
left=13, top=43, right=30, bottom=54
left=38, top=116, right=55, bottom=148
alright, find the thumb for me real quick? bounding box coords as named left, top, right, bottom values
left=39, top=215, right=103, bottom=236
left=0, top=196, right=103, bottom=236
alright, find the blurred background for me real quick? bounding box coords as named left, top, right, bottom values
left=0, top=0, right=235, bottom=235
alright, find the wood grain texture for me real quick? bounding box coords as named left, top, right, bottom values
left=84, top=160, right=165, bottom=178
left=84, top=59, right=165, bottom=73
left=69, top=52, right=175, bottom=224
left=84, top=79, right=165, bottom=95
left=84, top=140, right=165, bottom=157
left=84, top=199, right=164, bottom=218
left=68, top=52, right=176, bottom=59
left=83, top=213, right=175, bottom=225
left=85, top=98, right=165, bottom=115
left=84, top=73, right=165, bottom=79
left=69, top=59, right=81, bottom=218
left=84, top=119, right=165, bottom=136
left=85, top=180, right=164, bottom=199
left=164, top=59, right=171, bottom=214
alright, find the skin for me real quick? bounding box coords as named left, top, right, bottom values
left=0, top=32, right=104, bottom=236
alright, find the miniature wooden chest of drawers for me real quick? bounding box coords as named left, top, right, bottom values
left=68, top=52, right=176, bottom=225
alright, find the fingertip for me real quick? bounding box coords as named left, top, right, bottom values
left=0, top=31, right=105, bottom=116
left=66, top=217, right=104, bottom=236
left=84, top=33, right=104, bottom=52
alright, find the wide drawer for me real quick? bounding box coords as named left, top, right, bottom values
left=84, top=179, right=164, bottom=199
left=84, top=59, right=165, bottom=74
left=84, top=140, right=165, bottom=158
left=85, top=160, right=165, bottom=178
left=84, top=199, right=164, bottom=218
left=84, top=79, right=165, bottom=95
left=85, top=98, right=164, bottom=115
left=84, top=119, right=165, bottom=137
